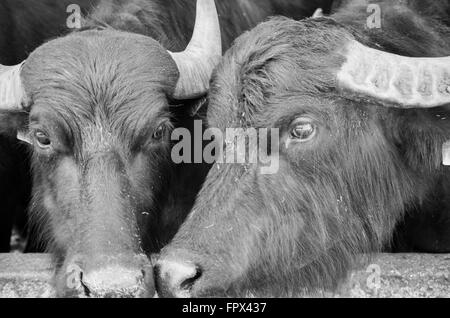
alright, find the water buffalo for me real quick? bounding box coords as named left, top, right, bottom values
left=0, top=0, right=331, bottom=297
left=156, top=0, right=450, bottom=297
left=0, top=0, right=98, bottom=252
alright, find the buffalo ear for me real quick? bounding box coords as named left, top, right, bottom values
left=0, top=111, right=30, bottom=143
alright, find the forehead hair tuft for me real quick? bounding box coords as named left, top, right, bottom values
left=21, top=30, right=179, bottom=153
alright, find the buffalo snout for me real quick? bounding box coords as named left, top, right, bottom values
left=60, top=254, right=155, bottom=298
left=154, top=258, right=203, bottom=298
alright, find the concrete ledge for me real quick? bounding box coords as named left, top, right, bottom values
left=0, top=253, right=55, bottom=298
left=0, top=253, right=449, bottom=298
left=333, top=254, right=450, bottom=298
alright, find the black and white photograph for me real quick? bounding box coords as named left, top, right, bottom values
left=0, top=0, right=449, bottom=302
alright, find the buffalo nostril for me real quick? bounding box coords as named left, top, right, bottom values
left=79, top=271, right=91, bottom=297
left=155, top=260, right=202, bottom=298
left=180, top=266, right=202, bottom=291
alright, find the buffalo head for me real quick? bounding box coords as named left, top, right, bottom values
left=155, top=12, right=450, bottom=297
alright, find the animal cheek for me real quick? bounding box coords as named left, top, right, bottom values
left=44, top=190, right=76, bottom=240
left=129, top=153, right=149, bottom=186
left=43, top=191, right=57, bottom=213
left=129, top=153, right=161, bottom=195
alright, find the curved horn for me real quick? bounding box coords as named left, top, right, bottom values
left=169, top=0, right=222, bottom=99
left=0, top=62, right=27, bottom=110
left=337, top=40, right=450, bottom=108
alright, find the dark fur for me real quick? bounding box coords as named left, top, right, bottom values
left=157, top=0, right=450, bottom=297
left=0, top=0, right=329, bottom=296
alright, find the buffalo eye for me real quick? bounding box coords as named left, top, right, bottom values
left=34, top=131, right=52, bottom=149
left=152, top=124, right=166, bottom=141
left=289, top=119, right=316, bottom=142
